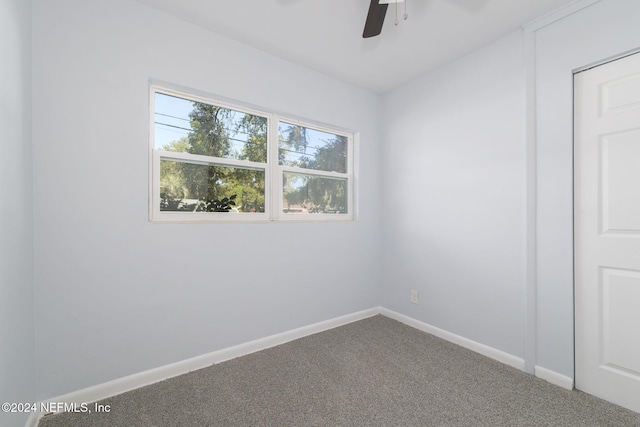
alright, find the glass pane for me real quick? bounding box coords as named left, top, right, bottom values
left=154, top=92, right=267, bottom=163
left=282, top=173, right=347, bottom=214
left=278, top=122, right=347, bottom=173
left=160, top=160, right=265, bottom=213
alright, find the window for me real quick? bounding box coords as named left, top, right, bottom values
left=150, top=86, right=354, bottom=222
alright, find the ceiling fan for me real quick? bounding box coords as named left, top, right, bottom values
left=363, top=0, right=407, bottom=38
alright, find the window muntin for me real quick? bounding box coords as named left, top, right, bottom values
left=278, top=122, right=347, bottom=173
left=150, top=86, right=353, bottom=222
left=277, top=121, right=351, bottom=218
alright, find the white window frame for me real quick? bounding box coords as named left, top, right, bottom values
left=272, top=117, right=354, bottom=222
left=149, top=84, right=354, bottom=223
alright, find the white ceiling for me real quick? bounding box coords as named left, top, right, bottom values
left=135, top=0, right=575, bottom=93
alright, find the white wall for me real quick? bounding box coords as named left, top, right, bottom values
left=0, top=0, right=35, bottom=425
left=380, top=0, right=640, bottom=382
left=380, top=32, right=527, bottom=359
left=26, top=0, right=640, bottom=404
left=534, top=0, right=640, bottom=378
left=32, top=0, right=382, bottom=399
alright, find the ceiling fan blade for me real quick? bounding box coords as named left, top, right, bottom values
left=363, top=0, right=388, bottom=38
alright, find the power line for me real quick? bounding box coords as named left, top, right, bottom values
left=155, top=112, right=190, bottom=122
left=154, top=122, right=343, bottom=163
left=155, top=123, right=256, bottom=146
left=155, top=122, right=340, bottom=159
left=155, top=122, right=191, bottom=132
left=154, top=120, right=261, bottom=138
left=154, top=120, right=340, bottom=153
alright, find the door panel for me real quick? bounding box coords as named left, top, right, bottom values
left=600, top=130, right=640, bottom=233
left=601, top=267, right=640, bottom=375
left=575, top=51, right=640, bottom=414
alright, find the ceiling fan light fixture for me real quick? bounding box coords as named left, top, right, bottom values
left=363, top=0, right=408, bottom=38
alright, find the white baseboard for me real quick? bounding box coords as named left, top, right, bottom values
left=379, top=308, right=526, bottom=371
left=26, top=307, right=572, bottom=427
left=534, top=365, right=574, bottom=390
left=378, top=309, right=575, bottom=391
left=25, top=307, right=379, bottom=427
left=24, top=412, right=40, bottom=427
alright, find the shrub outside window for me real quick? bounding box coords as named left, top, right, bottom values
left=150, top=86, right=354, bottom=222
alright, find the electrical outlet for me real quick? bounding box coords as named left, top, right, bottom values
left=410, top=290, right=419, bottom=304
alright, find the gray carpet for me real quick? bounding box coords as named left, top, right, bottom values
left=39, top=315, right=640, bottom=426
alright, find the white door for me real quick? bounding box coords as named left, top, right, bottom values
left=575, top=51, right=640, bottom=413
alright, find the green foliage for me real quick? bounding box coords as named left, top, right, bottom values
left=197, top=194, right=237, bottom=212
left=159, top=193, right=182, bottom=210
left=187, top=103, right=232, bottom=157
left=237, top=114, right=267, bottom=163
left=158, top=98, right=347, bottom=214
left=283, top=174, right=347, bottom=213
left=304, top=137, right=347, bottom=173
left=159, top=101, right=266, bottom=213
left=159, top=191, right=198, bottom=211
left=279, top=124, right=347, bottom=213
